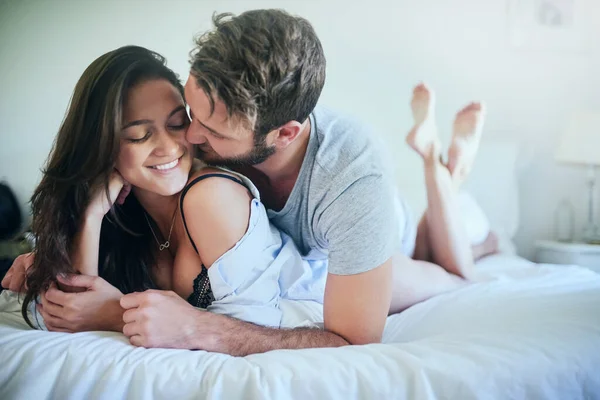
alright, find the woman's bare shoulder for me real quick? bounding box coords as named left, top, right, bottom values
left=181, top=162, right=250, bottom=211
left=187, top=160, right=239, bottom=183
left=179, top=163, right=252, bottom=267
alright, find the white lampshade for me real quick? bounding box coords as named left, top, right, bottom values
left=556, top=111, right=600, bottom=166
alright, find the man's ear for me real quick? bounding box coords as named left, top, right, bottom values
left=268, top=120, right=304, bottom=148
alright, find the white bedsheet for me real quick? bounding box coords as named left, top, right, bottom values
left=1, top=255, right=599, bottom=399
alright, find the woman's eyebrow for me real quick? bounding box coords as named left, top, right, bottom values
left=168, top=105, right=186, bottom=119
left=122, top=119, right=152, bottom=129
left=122, top=105, right=186, bottom=129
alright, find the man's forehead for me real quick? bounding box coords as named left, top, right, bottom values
left=183, top=75, right=254, bottom=135
left=185, top=88, right=251, bottom=138
left=184, top=81, right=223, bottom=120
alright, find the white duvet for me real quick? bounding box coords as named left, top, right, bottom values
left=1, top=254, right=600, bottom=399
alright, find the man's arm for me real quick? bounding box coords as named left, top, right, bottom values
left=194, top=312, right=349, bottom=356
left=120, top=289, right=348, bottom=354
left=323, top=259, right=393, bottom=344
left=205, top=261, right=394, bottom=351
left=198, top=174, right=398, bottom=350
left=315, top=173, right=402, bottom=344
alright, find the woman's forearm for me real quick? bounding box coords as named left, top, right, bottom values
left=71, top=215, right=103, bottom=276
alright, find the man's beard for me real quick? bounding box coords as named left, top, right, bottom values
left=196, top=135, right=276, bottom=168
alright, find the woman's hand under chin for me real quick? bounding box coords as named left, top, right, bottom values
left=85, top=170, right=131, bottom=222
left=36, top=274, right=125, bottom=333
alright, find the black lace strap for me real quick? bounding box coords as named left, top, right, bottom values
left=179, top=173, right=245, bottom=254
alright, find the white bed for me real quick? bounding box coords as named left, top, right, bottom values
left=2, top=139, right=600, bottom=399
left=1, top=254, right=600, bottom=399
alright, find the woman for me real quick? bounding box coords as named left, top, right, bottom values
left=11, top=45, right=323, bottom=333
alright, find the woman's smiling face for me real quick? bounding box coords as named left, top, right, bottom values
left=116, top=78, right=193, bottom=196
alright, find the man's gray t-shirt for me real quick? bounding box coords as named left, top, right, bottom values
left=267, top=106, right=416, bottom=275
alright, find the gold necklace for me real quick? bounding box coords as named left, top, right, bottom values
left=144, top=206, right=177, bottom=251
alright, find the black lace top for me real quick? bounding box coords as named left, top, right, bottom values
left=186, top=265, right=215, bottom=309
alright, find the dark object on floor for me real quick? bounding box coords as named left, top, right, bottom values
left=0, top=182, right=22, bottom=240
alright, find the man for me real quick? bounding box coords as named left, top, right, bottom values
left=115, top=9, right=490, bottom=355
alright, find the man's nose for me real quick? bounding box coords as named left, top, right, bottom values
left=186, top=119, right=208, bottom=145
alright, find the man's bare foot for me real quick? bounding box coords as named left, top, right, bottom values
left=447, top=102, right=486, bottom=186
left=406, top=83, right=441, bottom=162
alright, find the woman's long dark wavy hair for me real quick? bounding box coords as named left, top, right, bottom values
left=22, top=45, right=185, bottom=327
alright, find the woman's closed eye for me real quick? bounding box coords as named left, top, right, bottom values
left=168, top=119, right=189, bottom=130
left=167, top=111, right=190, bottom=130
left=127, top=130, right=152, bottom=143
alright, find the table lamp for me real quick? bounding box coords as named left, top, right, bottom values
left=555, top=110, right=600, bottom=244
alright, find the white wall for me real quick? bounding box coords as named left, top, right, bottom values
left=1, top=0, right=599, bottom=259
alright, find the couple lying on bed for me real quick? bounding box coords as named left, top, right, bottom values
left=1, top=10, right=498, bottom=356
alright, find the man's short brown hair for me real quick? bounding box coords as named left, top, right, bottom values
left=189, top=9, right=326, bottom=135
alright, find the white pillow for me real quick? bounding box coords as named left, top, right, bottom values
left=458, top=191, right=490, bottom=246
left=462, top=138, right=520, bottom=254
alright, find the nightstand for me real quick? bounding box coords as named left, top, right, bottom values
left=535, top=240, right=600, bottom=274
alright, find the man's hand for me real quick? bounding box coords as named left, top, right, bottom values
left=37, top=274, right=124, bottom=333
left=120, top=289, right=213, bottom=349
left=1, top=252, right=34, bottom=292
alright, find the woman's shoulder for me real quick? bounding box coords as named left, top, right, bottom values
left=188, top=160, right=239, bottom=183
left=184, top=160, right=261, bottom=200
left=180, top=163, right=252, bottom=212
left=178, top=163, right=254, bottom=266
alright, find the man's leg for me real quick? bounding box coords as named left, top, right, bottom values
left=447, top=101, right=487, bottom=188
left=388, top=83, right=476, bottom=314
left=388, top=157, right=473, bottom=313
left=389, top=253, right=465, bottom=314
left=412, top=97, right=488, bottom=267
left=406, top=83, right=486, bottom=279
left=412, top=214, right=431, bottom=262
left=414, top=214, right=499, bottom=265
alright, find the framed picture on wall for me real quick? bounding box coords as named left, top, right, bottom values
left=507, top=0, right=592, bottom=52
